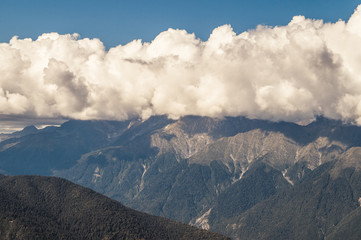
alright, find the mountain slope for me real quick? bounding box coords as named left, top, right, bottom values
left=3, top=115, right=361, bottom=238
left=56, top=116, right=348, bottom=227
left=327, top=207, right=361, bottom=240
left=218, top=147, right=361, bottom=240
left=0, top=174, right=228, bottom=240
left=0, top=120, right=133, bottom=175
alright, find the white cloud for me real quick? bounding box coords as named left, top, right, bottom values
left=2, top=6, right=361, bottom=124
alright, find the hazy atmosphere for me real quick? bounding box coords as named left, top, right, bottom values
left=1, top=1, right=361, bottom=131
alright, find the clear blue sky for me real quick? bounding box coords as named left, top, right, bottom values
left=0, top=0, right=360, bottom=48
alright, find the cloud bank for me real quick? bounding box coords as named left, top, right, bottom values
left=3, top=6, right=361, bottom=124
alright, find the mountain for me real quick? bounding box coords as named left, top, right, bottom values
left=0, top=125, right=38, bottom=142
left=53, top=116, right=352, bottom=224
left=0, top=174, right=228, bottom=240
left=327, top=206, right=361, bottom=240
left=2, top=115, right=361, bottom=239
left=217, top=147, right=361, bottom=239
left=0, top=120, right=134, bottom=175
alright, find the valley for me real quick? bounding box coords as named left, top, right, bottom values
left=1, top=115, right=361, bottom=239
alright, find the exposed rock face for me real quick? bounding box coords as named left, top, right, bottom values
left=150, top=121, right=214, bottom=159
left=219, top=148, right=361, bottom=240
left=2, top=115, right=361, bottom=239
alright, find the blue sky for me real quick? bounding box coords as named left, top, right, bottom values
left=0, top=0, right=360, bottom=47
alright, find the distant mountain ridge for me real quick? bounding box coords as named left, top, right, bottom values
left=1, top=115, right=361, bottom=239
left=0, top=125, right=38, bottom=142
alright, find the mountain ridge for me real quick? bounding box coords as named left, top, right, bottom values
left=2, top=115, right=361, bottom=239
left=0, top=174, right=229, bottom=240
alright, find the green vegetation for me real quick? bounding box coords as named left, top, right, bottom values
left=219, top=161, right=361, bottom=239
left=3, top=116, right=361, bottom=239
left=0, top=175, right=229, bottom=240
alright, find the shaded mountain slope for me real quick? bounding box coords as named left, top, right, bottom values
left=0, top=174, right=228, bottom=240
left=0, top=125, right=38, bottom=142
left=54, top=116, right=357, bottom=229
left=3, top=115, right=361, bottom=176
left=0, top=120, right=132, bottom=175
left=3, top=115, right=361, bottom=238
left=327, top=206, right=361, bottom=240
left=218, top=147, right=361, bottom=240
left=207, top=160, right=291, bottom=230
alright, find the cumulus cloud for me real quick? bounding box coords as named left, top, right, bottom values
left=2, top=6, right=361, bottom=124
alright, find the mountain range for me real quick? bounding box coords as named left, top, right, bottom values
left=1, top=115, right=361, bottom=239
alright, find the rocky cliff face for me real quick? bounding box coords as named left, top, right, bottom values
left=220, top=147, right=361, bottom=240
left=49, top=116, right=361, bottom=238
left=2, top=115, right=361, bottom=239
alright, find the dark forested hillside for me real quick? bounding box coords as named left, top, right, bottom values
left=2, top=116, right=361, bottom=239
left=0, top=174, right=229, bottom=240
left=217, top=149, right=361, bottom=239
